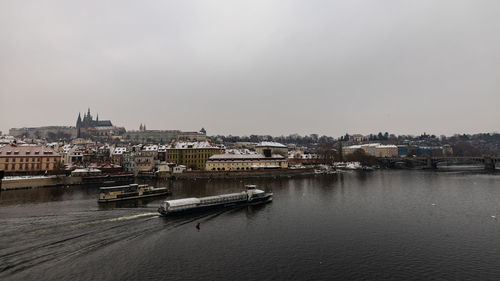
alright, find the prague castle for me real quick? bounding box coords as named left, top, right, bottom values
left=9, top=108, right=203, bottom=143
left=76, top=108, right=125, bottom=139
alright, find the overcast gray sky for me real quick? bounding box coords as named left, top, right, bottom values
left=1, top=0, right=499, bottom=137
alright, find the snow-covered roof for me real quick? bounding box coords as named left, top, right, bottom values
left=345, top=145, right=362, bottom=149
left=91, top=126, right=116, bottom=131
left=61, top=144, right=73, bottom=153
left=165, top=198, right=200, bottom=207
left=224, top=149, right=257, bottom=155
left=143, top=145, right=159, bottom=151
left=361, top=143, right=381, bottom=147
left=256, top=141, right=287, bottom=148
left=0, top=144, right=60, bottom=156
left=72, top=168, right=101, bottom=173
left=167, top=141, right=218, bottom=149
left=113, top=147, right=127, bottom=155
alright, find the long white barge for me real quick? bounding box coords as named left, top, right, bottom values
left=158, top=185, right=272, bottom=216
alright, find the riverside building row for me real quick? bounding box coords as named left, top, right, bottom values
left=342, top=143, right=454, bottom=158
left=0, top=135, right=294, bottom=176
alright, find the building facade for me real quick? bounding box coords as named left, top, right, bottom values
left=121, top=151, right=155, bottom=174
left=164, top=141, right=223, bottom=170
left=0, top=144, right=61, bottom=174
left=134, top=151, right=155, bottom=173
left=374, top=145, right=399, bottom=158
left=206, top=153, right=288, bottom=171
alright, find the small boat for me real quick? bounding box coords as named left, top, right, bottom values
left=98, top=184, right=170, bottom=203
left=83, top=173, right=134, bottom=184
left=158, top=185, right=272, bottom=216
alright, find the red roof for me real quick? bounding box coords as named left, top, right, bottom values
left=0, top=144, right=60, bottom=157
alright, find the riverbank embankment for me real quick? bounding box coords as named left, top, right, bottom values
left=168, top=168, right=315, bottom=180
left=1, top=176, right=82, bottom=191
left=1, top=168, right=316, bottom=190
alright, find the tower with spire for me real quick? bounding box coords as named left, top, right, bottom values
left=76, top=113, right=82, bottom=138
left=75, top=108, right=114, bottom=138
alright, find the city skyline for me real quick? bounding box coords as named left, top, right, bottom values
left=1, top=1, right=499, bottom=136
left=5, top=106, right=498, bottom=139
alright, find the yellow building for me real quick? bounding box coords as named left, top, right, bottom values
left=165, top=141, right=223, bottom=170
left=206, top=153, right=288, bottom=171
left=0, top=144, right=61, bottom=174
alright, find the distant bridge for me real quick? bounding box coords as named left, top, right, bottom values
left=382, top=156, right=499, bottom=170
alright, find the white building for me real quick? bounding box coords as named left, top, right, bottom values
left=342, top=143, right=398, bottom=158
left=255, top=141, right=288, bottom=158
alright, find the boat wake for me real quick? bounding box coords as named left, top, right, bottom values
left=0, top=211, right=162, bottom=279
left=106, top=212, right=159, bottom=222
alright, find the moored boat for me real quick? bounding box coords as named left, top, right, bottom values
left=157, top=185, right=272, bottom=216
left=98, top=184, right=170, bottom=203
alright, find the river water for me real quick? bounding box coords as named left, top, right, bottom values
left=1, top=170, right=500, bottom=281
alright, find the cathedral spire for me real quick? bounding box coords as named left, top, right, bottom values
left=87, top=107, right=91, bottom=118
left=76, top=112, right=82, bottom=138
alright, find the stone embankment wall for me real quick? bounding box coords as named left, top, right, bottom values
left=167, top=168, right=315, bottom=180
left=1, top=176, right=82, bottom=190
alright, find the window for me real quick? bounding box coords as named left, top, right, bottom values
left=5, top=158, right=9, bottom=162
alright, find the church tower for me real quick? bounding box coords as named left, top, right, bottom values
left=76, top=113, right=82, bottom=138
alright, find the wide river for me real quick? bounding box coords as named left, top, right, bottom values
left=1, top=170, right=500, bottom=281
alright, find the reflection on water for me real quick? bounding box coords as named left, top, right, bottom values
left=0, top=185, right=99, bottom=206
